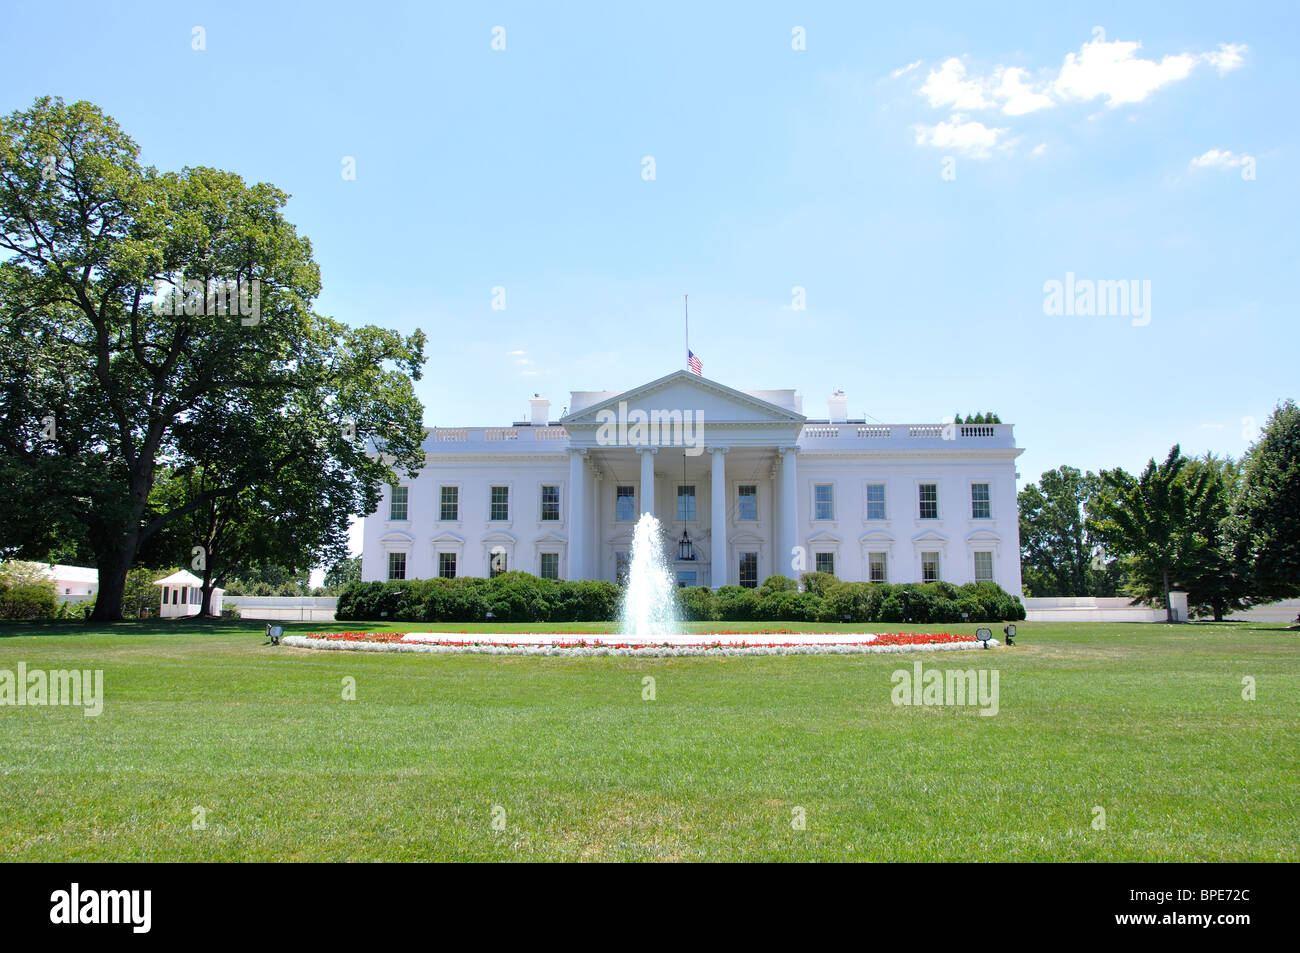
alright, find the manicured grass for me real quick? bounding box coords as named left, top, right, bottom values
left=0, top=618, right=1296, bottom=861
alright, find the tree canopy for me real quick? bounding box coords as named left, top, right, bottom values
left=0, top=96, right=427, bottom=619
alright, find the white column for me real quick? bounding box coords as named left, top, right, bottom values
left=781, top=446, right=798, bottom=580
left=639, top=448, right=656, bottom=519
left=568, top=449, right=586, bottom=580
left=711, top=447, right=728, bottom=587
left=590, top=470, right=603, bottom=581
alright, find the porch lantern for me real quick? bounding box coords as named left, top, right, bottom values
left=677, top=529, right=696, bottom=561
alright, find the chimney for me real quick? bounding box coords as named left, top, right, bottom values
left=794, top=394, right=804, bottom=415
left=828, top=390, right=848, bottom=424
left=529, top=394, right=550, bottom=427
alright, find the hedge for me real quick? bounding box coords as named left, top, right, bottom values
left=337, top=572, right=1025, bottom=625
left=0, top=583, right=58, bottom=620
left=336, top=572, right=621, bottom=624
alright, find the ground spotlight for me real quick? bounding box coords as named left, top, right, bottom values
left=975, top=626, right=992, bottom=649
left=1003, top=624, right=1016, bottom=646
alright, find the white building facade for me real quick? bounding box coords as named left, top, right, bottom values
left=361, top=371, right=1024, bottom=593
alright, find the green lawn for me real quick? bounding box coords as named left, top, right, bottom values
left=0, top=618, right=1295, bottom=861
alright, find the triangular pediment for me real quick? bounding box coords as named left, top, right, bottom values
left=911, top=530, right=950, bottom=545
left=561, top=370, right=805, bottom=426
left=807, top=530, right=843, bottom=544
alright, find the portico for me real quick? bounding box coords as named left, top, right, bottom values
left=559, top=372, right=806, bottom=587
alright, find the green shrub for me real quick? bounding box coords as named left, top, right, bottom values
left=714, top=585, right=760, bottom=621
left=877, top=595, right=904, bottom=622
left=799, top=572, right=837, bottom=598
left=0, top=583, right=58, bottom=620
left=759, top=575, right=797, bottom=594
left=676, top=586, right=716, bottom=621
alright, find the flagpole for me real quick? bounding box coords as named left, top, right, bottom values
left=684, top=294, right=689, bottom=368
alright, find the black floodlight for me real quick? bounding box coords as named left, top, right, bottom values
left=266, top=624, right=283, bottom=646
left=975, top=626, right=992, bottom=649
left=1003, top=624, right=1017, bottom=646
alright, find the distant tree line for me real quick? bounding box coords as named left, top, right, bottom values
left=1019, top=401, right=1300, bottom=620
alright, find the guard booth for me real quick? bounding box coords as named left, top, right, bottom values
left=153, top=570, right=224, bottom=618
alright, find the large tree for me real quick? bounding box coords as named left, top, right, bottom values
left=1017, top=465, right=1119, bottom=597
left=0, top=97, right=426, bottom=619
left=1233, top=400, right=1300, bottom=601
left=1178, top=455, right=1255, bottom=620
left=1089, top=446, right=1216, bottom=622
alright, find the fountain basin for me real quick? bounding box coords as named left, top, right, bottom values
left=283, top=631, right=997, bottom=657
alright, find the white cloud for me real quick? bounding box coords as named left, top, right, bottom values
left=994, top=66, right=1055, bottom=115
left=1203, top=43, right=1247, bottom=76
left=912, top=115, right=1008, bottom=159
left=1054, top=37, right=1199, bottom=106
left=921, top=58, right=996, bottom=111
left=904, top=34, right=1247, bottom=159
left=1190, top=148, right=1253, bottom=169
left=1031, top=143, right=1048, bottom=158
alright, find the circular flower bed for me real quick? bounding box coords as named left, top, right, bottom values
left=283, top=630, right=997, bottom=657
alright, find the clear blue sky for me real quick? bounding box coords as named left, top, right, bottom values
left=7, top=1, right=1296, bottom=497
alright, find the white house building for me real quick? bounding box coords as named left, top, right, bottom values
left=361, top=371, right=1024, bottom=593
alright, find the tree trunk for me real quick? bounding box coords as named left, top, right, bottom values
left=198, top=559, right=219, bottom=618
left=89, top=545, right=132, bottom=621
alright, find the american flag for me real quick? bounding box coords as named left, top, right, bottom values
left=687, top=350, right=703, bottom=375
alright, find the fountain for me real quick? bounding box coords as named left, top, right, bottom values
left=617, top=513, right=680, bottom=637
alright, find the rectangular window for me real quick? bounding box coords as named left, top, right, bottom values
left=438, top=552, right=457, bottom=578
left=490, top=485, right=510, bottom=521
left=739, top=552, right=758, bottom=588
left=918, top=483, right=938, bottom=520
left=815, top=552, right=835, bottom=576
left=921, top=551, right=940, bottom=583
left=440, top=485, right=459, bottom=521
left=677, top=484, right=696, bottom=521
left=676, top=571, right=697, bottom=588
left=615, top=551, right=630, bottom=586
left=869, top=551, right=888, bottom=584
left=974, top=551, right=994, bottom=582
left=866, top=483, right=887, bottom=520
left=814, top=483, right=834, bottom=521
left=539, top=552, right=559, bottom=580
left=389, top=485, right=409, bottom=521
left=737, top=484, right=758, bottom=521
left=387, top=552, right=407, bottom=581
left=489, top=551, right=507, bottom=577
left=540, top=484, right=560, bottom=521
left=971, top=483, right=991, bottom=519
left=616, top=485, right=636, bottom=521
